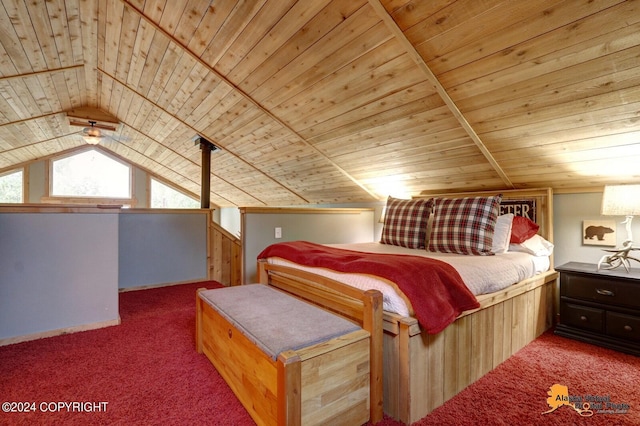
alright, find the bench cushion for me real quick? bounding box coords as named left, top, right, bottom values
left=199, top=285, right=361, bottom=360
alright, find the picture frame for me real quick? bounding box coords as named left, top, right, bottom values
left=582, top=220, right=617, bottom=246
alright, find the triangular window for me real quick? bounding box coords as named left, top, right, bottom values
left=150, top=178, right=199, bottom=208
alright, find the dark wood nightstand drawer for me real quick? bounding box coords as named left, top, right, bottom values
left=561, top=303, right=604, bottom=332
left=556, top=262, right=640, bottom=356
left=607, top=312, right=640, bottom=342
left=562, top=274, right=640, bottom=309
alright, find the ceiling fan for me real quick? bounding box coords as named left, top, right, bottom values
left=81, top=121, right=107, bottom=145
left=69, top=119, right=128, bottom=145
left=66, top=108, right=125, bottom=145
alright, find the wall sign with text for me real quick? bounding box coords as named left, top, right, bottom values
left=500, top=199, right=536, bottom=222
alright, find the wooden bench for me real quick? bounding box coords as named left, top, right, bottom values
left=196, top=266, right=383, bottom=425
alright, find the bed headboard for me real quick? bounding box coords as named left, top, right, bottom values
left=414, top=187, right=554, bottom=244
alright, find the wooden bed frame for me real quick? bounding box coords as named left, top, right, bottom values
left=257, top=188, right=558, bottom=424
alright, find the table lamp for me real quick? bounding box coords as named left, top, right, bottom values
left=598, top=184, right=640, bottom=271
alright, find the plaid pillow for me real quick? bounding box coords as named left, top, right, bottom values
left=381, top=197, right=433, bottom=249
left=428, top=195, right=502, bottom=255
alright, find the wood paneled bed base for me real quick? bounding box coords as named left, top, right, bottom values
left=382, top=269, right=557, bottom=423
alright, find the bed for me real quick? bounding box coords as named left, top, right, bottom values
left=257, top=188, right=558, bottom=424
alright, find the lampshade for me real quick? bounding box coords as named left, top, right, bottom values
left=601, top=184, right=640, bottom=216
left=82, top=135, right=101, bottom=145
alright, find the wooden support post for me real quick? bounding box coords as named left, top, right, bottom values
left=364, top=289, right=384, bottom=424
left=195, top=135, right=218, bottom=209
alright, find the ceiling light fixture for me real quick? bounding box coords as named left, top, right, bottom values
left=82, top=135, right=101, bottom=145
left=82, top=121, right=104, bottom=145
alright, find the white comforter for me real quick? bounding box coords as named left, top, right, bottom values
left=266, top=242, right=550, bottom=317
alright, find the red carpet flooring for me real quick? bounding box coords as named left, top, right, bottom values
left=413, top=330, right=640, bottom=426
left=1, top=282, right=639, bottom=425
left=0, top=282, right=254, bottom=426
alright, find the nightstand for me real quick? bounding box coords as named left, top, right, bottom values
left=555, top=262, right=640, bottom=356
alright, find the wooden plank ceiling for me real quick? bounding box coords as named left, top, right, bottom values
left=1, top=0, right=639, bottom=207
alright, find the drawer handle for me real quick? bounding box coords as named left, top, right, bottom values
left=624, top=325, right=633, bottom=332
left=596, top=288, right=615, bottom=296
left=228, top=329, right=233, bottom=338
left=580, top=315, right=588, bottom=322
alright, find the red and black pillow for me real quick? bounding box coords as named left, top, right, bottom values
left=428, top=195, right=503, bottom=256
left=381, top=196, right=433, bottom=249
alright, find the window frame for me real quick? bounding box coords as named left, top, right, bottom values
left=0, top=167, right=26, bottom=203
left=148, top=175, right=200, bottom=209
left=45, top=147, right=136, bottom=206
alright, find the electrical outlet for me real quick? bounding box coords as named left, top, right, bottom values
left=275, top=227, right=282, bottom=239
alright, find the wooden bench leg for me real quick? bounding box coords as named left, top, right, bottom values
left=196, top=288, right=206, bottom=354
left=277, top=351, right=301, bottom=426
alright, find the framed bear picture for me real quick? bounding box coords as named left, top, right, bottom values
left=583, top=220, right=617, bottom=246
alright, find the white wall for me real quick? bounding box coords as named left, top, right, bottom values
left=118, top=211, right=208, bottom=289
left=242, top=208, right=376, bottom=283
left=553, top=192, right=640, bottom=268
left=27, top=161, right=46, bottom=203
left=0, top=208, right=211, bottom=342
left=0, top=213, right=119, bottom=341
left=133, top=167, right=148, bottom=208
left=220, top=207, right=241, bottom=238
left=221, top=203, right=385, bottom=244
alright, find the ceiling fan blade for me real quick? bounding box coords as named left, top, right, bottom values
left=101, top=134, right=131, bottom=143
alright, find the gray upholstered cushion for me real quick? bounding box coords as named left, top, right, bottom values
left=199, top=285, right=361, bottom=360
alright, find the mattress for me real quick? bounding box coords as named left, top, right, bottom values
left=266, top=242, right=550, bottom=317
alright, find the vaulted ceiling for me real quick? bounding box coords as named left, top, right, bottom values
left=1, top=0, right=639, bottom=207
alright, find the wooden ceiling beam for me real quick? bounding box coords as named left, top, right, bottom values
left=98, top=67, right=292, bottom=207
left=0, top=65, right=84, bottom=83
left=65, top=106, right=120, bottom=131
left=367, top=0, right=514, bottom=189
left=0, top=112, right=61, bottom=128
left=120, top=0, right=380, bottom=202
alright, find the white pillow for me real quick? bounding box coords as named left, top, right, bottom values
left=509, top=234, right=554, bottom=256
left=491, top=214, right=514, bottom=253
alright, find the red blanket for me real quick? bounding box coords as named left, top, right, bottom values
left=257, top=241, right=480, bottom=334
